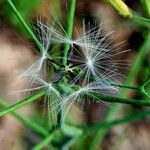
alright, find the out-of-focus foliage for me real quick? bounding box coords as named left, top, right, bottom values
left=141, top=0, right=150, bottom=16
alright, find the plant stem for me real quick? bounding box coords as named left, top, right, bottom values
left=142, top=0, right=150, bottom=16
left=32, top=133, right=56, bottom=150
left=111, top=83, right=140, bottom=90
left=0, top=100, right=48, bottom=137
left=63, top=0, right=76, bottom=65
left=74, top=109, right=150, bottom=144
left=90, top=93, right=150, bottom=106
left=89, top=109, right=150, bottom=131
left=0, top=90, right=46, bottom=117
left=6, top=0, right=43, bottom=51
left=132, top=13, right=150, bottom=28
left=58, top=0, right=76, bottom=128
left=90, top=32, right=150, bottom=149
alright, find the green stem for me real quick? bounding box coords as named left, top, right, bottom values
left=90, top=31, right=150, bottom=149
left=72, top=109, right=150, bottom=146
left=90, top=93, right=150, bottom=106
left=89, top=109, right=150, bottom=131
left=142, top=0, right=150, bottom=16
left=63, top=0, right=76, bottom=65
left=0, top=90, right=46, bottom=117
left=141, top=78, right=150, bottom=98
left=0, top=100, right=48, bottom=137
left=132, top=13, right=150, bottom=28
left=111, top=83, right=140, bottom=90
left=14, top=112, right=49, bottom=137
left=32, top=133, right=55, bottom=150
left=6, top=0, right=43, bottom=51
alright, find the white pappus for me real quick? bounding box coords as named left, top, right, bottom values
left=15, top=19, right=131, bottom=127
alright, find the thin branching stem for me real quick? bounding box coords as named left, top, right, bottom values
left=63, top=0, right=76, bottom=65
left=1, top=90, right=150, bottom=118
left=132, top=13, right=150, bottom=28
left=90, top=94, right=150, bottom=106
left=6, top=0, right=43, bottom=51
left=32, top=132, right=57, bottom=150
left=0, top=90, right=46, bottom=117
left=83, top=109, right=150, bottom=132
left=111, top=83, right=140, bottom=90
left=0, top=100, right=49, bottom=137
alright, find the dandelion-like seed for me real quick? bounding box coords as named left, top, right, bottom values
left=66, top=22, right=125, bottom=95
left=86, top=57, right=93, bottom=68
left=15, top=18, right=130, bottom=127
left=61, top=79, right=118, bottom=122
left=17, top=74, right=62, bottom=128
left=15, top=19, right=56, bottom=93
